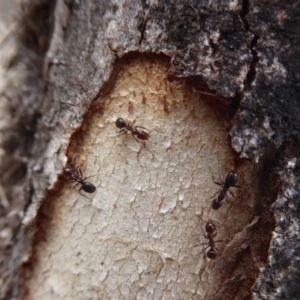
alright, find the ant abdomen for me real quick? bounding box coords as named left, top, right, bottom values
left=135, top=129, right=150, bottom=140
left=206, top=249, right=217, bottom=259
left=82, top=182, right=96, bottom=193
left=212, top=199, right=223, bottom=210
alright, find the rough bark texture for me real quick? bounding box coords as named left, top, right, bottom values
left=0, top=0, right=299, bottom=299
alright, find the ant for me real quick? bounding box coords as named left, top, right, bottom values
left=167, top=68, right=220, bottom=97
left=63, top=167, right=96, bottom=198
left=200, top=220, right=219, bottom=259
left=116, top=117, right=150, bottom=142
left=166, top=69, right=189, bottom=82
left=167, top=69, right=208, bottom=83
left=211, top=171, right=239, bottom=210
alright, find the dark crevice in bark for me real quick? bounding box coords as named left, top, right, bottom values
left=244, top=35, right=259, bottom=92
left=239, top=0, right=250, bottom=31
left=215, top=146, right=277, bottom=300
left=229, top=34, right=259, bottom=116
left=252, top=141, right=300, bottom=298
left=23, top=183, right=35, bottom=217
left=107, top=40, right=119, bottom=58
left=209, top=38, right=218, bottom=56
left=229, top=92, right=243, bottom=118
left=137, top=11, right=149, bottom=45
left=254, top=145, right=280, bottom=215
left=229, top=1, right=259, bottom=117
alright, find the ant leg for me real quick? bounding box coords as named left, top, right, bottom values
left=211, top=246, right=220, bottom=258
left=79, top=192, right=93, bottom=200
left=71, top=154, right=79, bottom=165
left=212, top=175, right=224, bottom=187
left=219, top=200, right=234, bottom=228
left=173, top=80, right=184, bottom=87
left=214, top=239, right=224, bottom=244
left=117, top=129, right=126, bottom=135
left=200, top=225, right=208, bottom=239
left=203, top=245, right=210, bottom=252
left=208, top=190, right=220, bottom=201
left=233, top=184, right=242, bottom=188
left=198, top=214, right=207, bottom=225
left=133, top=136, right=143, bottom=144
left=212, top=241, right=223, bottom=254
left=196, top=91, right=218, bottom=97
left=75, top=168, right=82, bottom=178
left=73, top=182, right=80, bottom=189
left=202, top=192, right=219, bottom=215
left=74, top=168, right=91, bottom=182
left=84, top=174, right=97, bottom=180
left=200, top=205, right=213, bottom=219
left=217, top=208, right=226, bottom=219
left=78, top=187, right=93, bottom=200
left=228, top=189, right=237, bottom=199
left=132, top=133, right=146, bottom=145
left=75, top=167, right=97, bottom=181
left=202, top=190, right=219, bottom=211
left=131, top=116, right=139, bottom=126
left=197, top=242, right=210, bottom=247
left=135, top=125, right=148, bottom=131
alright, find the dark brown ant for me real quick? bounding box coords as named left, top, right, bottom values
left=166, top=69, right=188, bottom=82
left=200, top=220, right=219, bottom=259
left=167, top=68, right=220, bottom=98
left=211, top=171, right=239, bottom=210
left=63, top=167, right=96, bottom=198
left=116, top=117, right=150, bottom=142
left=167, top=69, right=208, bottom=83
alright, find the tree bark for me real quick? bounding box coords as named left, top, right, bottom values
left=0, top=0, right=300, bottom=299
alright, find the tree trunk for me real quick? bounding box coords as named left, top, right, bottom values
left=1, top=0, right=300, bottom=299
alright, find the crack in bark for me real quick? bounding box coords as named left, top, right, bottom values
left=138, top=14, right=149, bottom=46
left=245, top=35, right=259, bottom=92
left=230, top=0, right=259, bottom=116
left=239, top=0, right=250, bottom=31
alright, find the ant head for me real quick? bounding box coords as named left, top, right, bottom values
left=63, top=167, right=72, bottom=176
left=116, top=118, right=127, bottom=129
left=205, top=221, right=216, bottom=234
left=226, top=171, right=238, bottom=186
